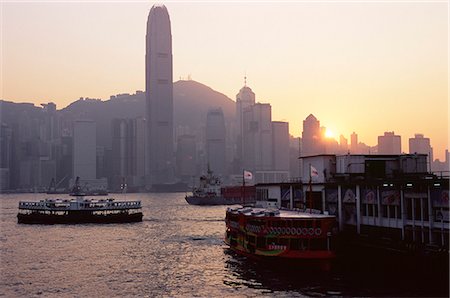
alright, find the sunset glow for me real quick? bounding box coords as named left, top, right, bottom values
left=325, top=129, right=336, bottom=140
left=1, top=2, right=448, bottom=159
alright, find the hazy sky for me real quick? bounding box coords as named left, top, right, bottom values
left=1, top=1, right=448, bottom=159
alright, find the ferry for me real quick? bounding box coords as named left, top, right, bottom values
left=185, top=168, right=255, bottom=206
left=17, top=196, right=143, bottom=224
left=17, top=178, right=143, bottom=224
left=225, top=206, right=337, bottom=270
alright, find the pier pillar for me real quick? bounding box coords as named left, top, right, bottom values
left=322, top=189, right=326, bottom=214
left=289, top=185, right=293, bottom=209
left=356, top=184, right=361, bottom=234
left=338, top=184, right=343, bottom=231
left=427, top=186, right=434, bottom=244
left=400, top=188, right=405, bottom=240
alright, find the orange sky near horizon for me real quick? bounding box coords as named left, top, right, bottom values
left=1, top=1, right=448, bottom=160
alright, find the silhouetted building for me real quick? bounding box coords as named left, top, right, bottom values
left=409, top=133, right=432, bottom=171
left=111, top=118, right=146, bottom=191
left=0, top=124, right=12, bottom=190
left=378, top=131, right=401, bottom=154
left=301, top=114, right=325, bottom=157
left=206, top=108, right=226, bottom=176
left=243, top=103, right=273, bottom=172
left=176, top=135, right=196, bottom=181
left=339, top=134, right=348, bottom=154
left=73, top=120, right=96, bottom=180
left=272, top=121, right=289, bottom=172
left=350, top=132, right=358, bottom=154
left=235, top=82, right=256, bottom=166
left=146, top=4, right=174, bottom=186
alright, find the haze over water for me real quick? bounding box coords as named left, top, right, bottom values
left=1, top=193, right=447, bottom=297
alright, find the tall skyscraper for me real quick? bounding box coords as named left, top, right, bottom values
left=243, top=103, right=273, bottom=171
left=378, top=131, right=401, bottom=154
left=272, top=121, right=289, bottom=172
left=301, top=114, right=324, bottom=156
left=206, top=108, right=227, bottom=176
left=176, top=135, right=196, bottom=180
left=146, top=5, right=174, bottom=185
left=111, top=118, right=146, bottom=191
left=350, top=132, right=358, bottom=154
left=235, top=81, right=256, bottom=167
left=73, top=120, right=96, bottom=180
left=409, top=133, right=432, bottom=171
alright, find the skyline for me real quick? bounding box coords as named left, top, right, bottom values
left=1, top=2, right=448, bottom=159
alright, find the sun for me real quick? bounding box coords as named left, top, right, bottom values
left=325, top=129, right=335, bottom=139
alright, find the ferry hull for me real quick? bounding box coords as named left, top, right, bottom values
left=17, top=212, right=143, bottom=224
left=225, top=241, right=334, bottom=271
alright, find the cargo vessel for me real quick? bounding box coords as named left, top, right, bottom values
left=185, top=169, right=255, bottom=205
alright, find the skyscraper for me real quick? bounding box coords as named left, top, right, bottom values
left=146, top=5, right=174, bottom=185
left=378, top=131, right=401, bottom=154
left=350, top=132, right=358, bottom=154
left=235, top=81, right=256, bottom=167
left=243, top=103, right=273, bottom=172
left=301, top=114, right=324, bottom=156
left=409, top=133, right=432, bottom=171
left=206, top=108, right=226, bottom=176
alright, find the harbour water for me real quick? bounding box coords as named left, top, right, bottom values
left=0, top=193, right=447, bottom=297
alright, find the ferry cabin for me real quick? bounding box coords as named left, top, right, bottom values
left=225, top=207, right=336, bottom=264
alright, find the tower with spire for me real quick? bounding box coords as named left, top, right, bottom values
left=145, top=4, right=174, bottom=186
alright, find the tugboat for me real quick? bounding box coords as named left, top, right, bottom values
left=185, top=168, right=255, bottom=206
left=224, top=203, right=337, bottom=270
left=17, top=177, right=143, bottom=224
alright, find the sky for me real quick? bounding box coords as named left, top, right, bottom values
left=1, top=1, right=448, bottom=160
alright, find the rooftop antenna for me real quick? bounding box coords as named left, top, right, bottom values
left=244, top=72, right=247, bottom=87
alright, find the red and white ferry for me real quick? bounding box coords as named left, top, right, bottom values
left=225, top=206, right=337, bottom=270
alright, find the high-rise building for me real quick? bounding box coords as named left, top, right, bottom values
left=243, top=103, right=273, bottom=172
left=176, top=135, right=196, bottom=180
left=111, top=118, right=146, bottom=191
left=378, top=131, right=401, bottom=154
left=409, top=133, right=432, bottom=171
left=272, top=121, right=289, bottom=172
left=409, top=134, right=432, bottom=155
left=206, top=108, right=227, bottom=176
left=146, top=4, right=174, bottom=185
left=301, top=114, right=324, bottom=156
left=235, top=82, right=256, bottom=166
left=350, top=132, right=358, bottom=154
left=339, top=134, right=348, bottom=154
left=73, top=120, right=96, bottom=180
left=0, top=124, right=12, bottom=190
